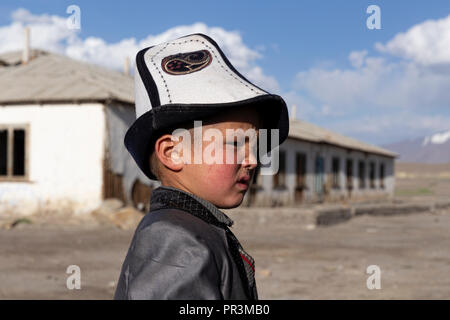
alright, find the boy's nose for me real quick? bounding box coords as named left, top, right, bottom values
left=241, top=145, right=258, bottom=170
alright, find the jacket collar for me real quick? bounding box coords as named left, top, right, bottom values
left=149, top=185, right=234, bottom=228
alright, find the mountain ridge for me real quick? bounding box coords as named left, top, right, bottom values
left=383, top=130, right=450, bottom=163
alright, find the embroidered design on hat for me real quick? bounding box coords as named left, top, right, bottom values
left=161, top=50, right=212, bottom=75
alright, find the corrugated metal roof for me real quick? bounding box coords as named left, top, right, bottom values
left=289, top=118, right=397, bottom=158
left=0, top=49, right=396, bottom=157
left=0, top=49, right=133, bottom=104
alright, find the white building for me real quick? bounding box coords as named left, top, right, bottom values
left=0, top=49, right=396, bottom=216
left=245, top=118, right=397, bottom=206
left=0, top=49, right=147, bottom=216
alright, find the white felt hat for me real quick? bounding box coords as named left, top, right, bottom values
left=125, top=33, right=289, bottom=180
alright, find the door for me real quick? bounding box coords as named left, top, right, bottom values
left=314, top=156, right=324, bottom=197
left=295, top=153, right=306, bottom=203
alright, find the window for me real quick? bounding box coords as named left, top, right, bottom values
left=273, top=150, right=286, bottom=188
left=251, top=163, right=262, bottom=187
left=0, top=124, right=29, bottom=181
left=332, top=157, right=340, bottom=189
left=358, top=160, right=366, bottom=189
left=296, top=152, right=306, bottom=188
left=314, top=156, right=325, bottom=194
left=379, top=163, right=385, bottom=189
left=369, top=162, right=376, bottom=189
left=0, top=130, right=7, bottom=176
left=346, top=159, right=353, bottom=189
left=295, top=152, right=306, bottom=203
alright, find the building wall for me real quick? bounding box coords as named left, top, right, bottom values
left=104, top=103, right=161, bottom=208
left=0, top=103, right=106, bottom=215
left=244, top=138, right=395, bottom=206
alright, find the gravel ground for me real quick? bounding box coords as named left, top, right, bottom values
left=0, top=207, right=449, bottom=299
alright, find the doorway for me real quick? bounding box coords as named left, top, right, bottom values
left=314, top=156, right=324, bottom=199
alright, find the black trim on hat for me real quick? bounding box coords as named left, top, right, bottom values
left=136, top=46, right=161, bottom=108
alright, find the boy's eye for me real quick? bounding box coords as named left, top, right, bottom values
left=228, top=140, right=243, bottom=147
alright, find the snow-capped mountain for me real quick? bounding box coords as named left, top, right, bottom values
left=383, top=131, right=450, bottom=163
left=422, top=131, right=450, bottom=146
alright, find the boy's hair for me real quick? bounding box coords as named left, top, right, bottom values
left=149, top=151, right=161, bottom=181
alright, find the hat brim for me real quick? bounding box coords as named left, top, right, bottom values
left=124, top=94, right=289, bottom=180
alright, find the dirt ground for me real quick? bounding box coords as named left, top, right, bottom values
left=395, top=162, right=450, bottom=202
left=1, top=209, right=449, bottom=300
left=0, top=162, right=449, bottom=299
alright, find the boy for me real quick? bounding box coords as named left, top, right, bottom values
left=114, top=33, right=289, bottom=299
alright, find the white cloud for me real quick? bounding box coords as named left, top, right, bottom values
left=290, top=15, right=450, bottom=144
left=0, top=8, right=76, bottom=53
left=348, top=50, right=368, bottom=68
left=317, top=112, right=450, bottom=146
left=282, top=90, right=317, bottom=120
left=0, top=8, right=279, bottom=92
left=375, top=14, right=450, bottom=66
left=295, top=54, right=450, bottom=113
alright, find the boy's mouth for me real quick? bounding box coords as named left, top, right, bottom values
left=236, top=175, right=250, bottom=187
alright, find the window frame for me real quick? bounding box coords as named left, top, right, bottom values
left=295, top=152, right=307, bottom=189
left=379, top=162, right=385, bottom=189
left=273, top=150, right=287, bottom=189
left=369, top=161, right=376, bottom=189
left=0, top=123, right=30, bottom=182
left=346, top=158, right=353, bottom=190
left=358, top=160, right=366, bottom=189
left=251, top=163, right=263, bottom=189
left=331, top=156, right=340, bottom=189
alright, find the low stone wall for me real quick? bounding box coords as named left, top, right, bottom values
left=315, top=200, right=450, bottom=226
left=226, top=200, right=450, bottom=229
left=316, top=207, right=353, bottom=226
left=224, top=206, right=317, bottom=229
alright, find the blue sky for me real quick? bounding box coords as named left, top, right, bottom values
left=1, top=1, right=450, bottom=146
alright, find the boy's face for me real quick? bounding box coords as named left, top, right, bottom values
left=173, top=106, right=261, bottom=209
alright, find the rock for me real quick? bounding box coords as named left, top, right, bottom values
left=0, top=221, right=12, bottom=230
left=110, top=207, right=144, bottom=230
left=91, top=198, right=125, bottom=225
left=11, top=218, right=32, bottom=229
left=257, top=268, right=272, bottom=278
left=304, top=224, right=316, bottom=231
left=95, top=198, right=124, bottom=216
left=1, top=217, right=32, bottom=230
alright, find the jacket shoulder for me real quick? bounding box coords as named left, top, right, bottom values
left=116, top=208, right=228, bottom=299
left=131, top=208, right=227, bottom=267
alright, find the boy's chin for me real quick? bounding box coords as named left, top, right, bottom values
left=215, top=194, right=245, bottom=209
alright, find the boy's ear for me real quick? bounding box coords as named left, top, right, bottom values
left=154, top=134, right=184, bottom=173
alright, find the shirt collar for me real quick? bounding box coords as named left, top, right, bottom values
left=149, top=185, right=234, bottom=228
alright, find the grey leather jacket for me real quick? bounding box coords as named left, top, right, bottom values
left=114, top=186, right=258, bottom=300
